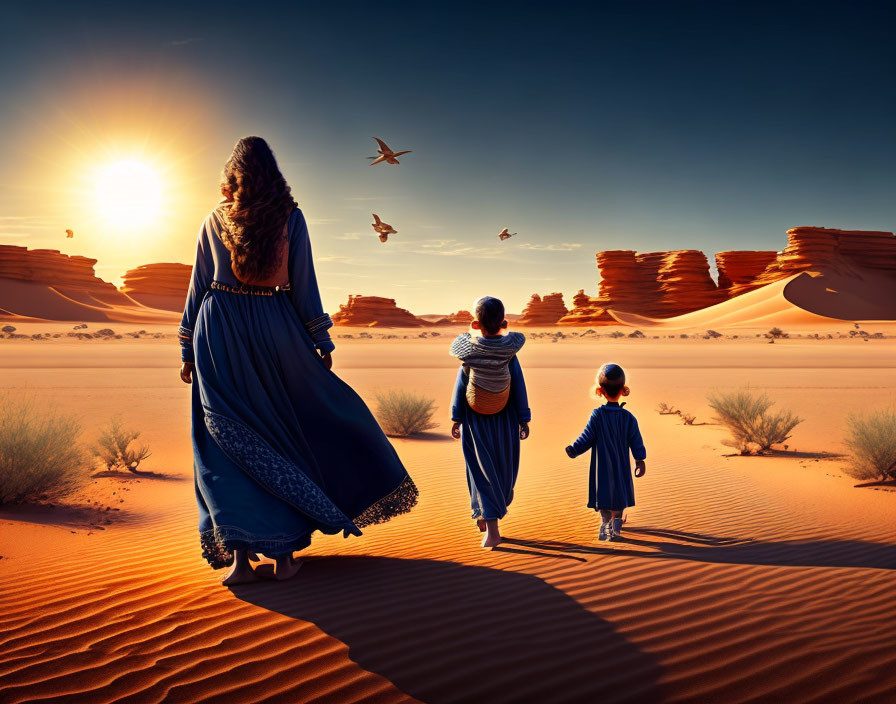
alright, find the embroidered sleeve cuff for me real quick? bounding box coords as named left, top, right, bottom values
left=178, top=326, right=194, bottom=363
left=304, top=314, right=335, bottom=354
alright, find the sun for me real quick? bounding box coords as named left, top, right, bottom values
left=94, top=159, right=162, bottom=227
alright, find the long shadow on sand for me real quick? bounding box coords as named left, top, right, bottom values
left=0, top=502, right=136, bottom=528
left=232, top=556, right=662, bottom=703
left=505, top=529, right=896, bottom=571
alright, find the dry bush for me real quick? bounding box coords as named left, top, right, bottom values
left=707, top=389, right=802, bottom=454
left=766, top=327, right=788, bottom=339
left=843, top=408, right=896, bottom=482
left=658, top=402, right=697, bottom=425
left=0, top=393, right=88, bottom=504
left=92, top=415, right=152, bottom=473
left=375, top=390, right=438, bottom=437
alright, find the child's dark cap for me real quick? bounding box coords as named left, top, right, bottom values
left=474, top=296, right=505, bottom=333
left=598, top=363, right=625, bottom=385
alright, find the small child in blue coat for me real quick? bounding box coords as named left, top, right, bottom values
left=565, top=363, right=646, bottom=541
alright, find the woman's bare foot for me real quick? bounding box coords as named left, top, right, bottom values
left=221, top=548, right=260, bottom=586
left=274, top=554, right=303, bottom=580
left=476, top=518, right=487, bottom=532
left=481, top=519, right=502, bottom=548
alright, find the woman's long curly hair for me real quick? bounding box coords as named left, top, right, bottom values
left=219, top=136, right=297, bottom=282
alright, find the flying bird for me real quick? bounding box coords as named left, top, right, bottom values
left=368, top=137, right=412, bottom=165
left=498, top=227, right=517, bottom=240
left=371, top=214, right=397, bottom=243
left=65, top=229, right=74, bottom=238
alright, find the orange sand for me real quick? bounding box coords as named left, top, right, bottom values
left=1, top=336, right=895, bottom=703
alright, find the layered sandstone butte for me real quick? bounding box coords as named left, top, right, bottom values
left=656, top=250, right=726, bottom=316
left=332, top=294, right=426, bottom=327
left=0, top=245, right=118, bottom=291
left=558, top=251, right=657, bottom=325
left=754, top=227, right=896, bottom=285
left=558, top=250, right=723, bottom=324
left=715, top=251, right=778, bottom=294
left=120, top=263, right=192, bottom=311
left=516, top=293, right=568, bottom=326
left=559, top=227, right=896, bottom=326
left=0, top=245, right=178, bottom=322
left=446, top=310, right=474, bottom=324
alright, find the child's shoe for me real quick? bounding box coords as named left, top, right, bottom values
left=598, top=522, right=611, bottom=541
left=612, top=517, right=624, bottom=539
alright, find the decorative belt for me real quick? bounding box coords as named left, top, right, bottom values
left=210, top=280, right=291, bottom=296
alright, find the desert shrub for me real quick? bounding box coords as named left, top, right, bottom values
left=681, top=412, right=696, bottom=425
left=628, top=330, right=645, bottom=338
left=843, top=408, right=896, bottom=482
left=92, top=415, right=152, bottom=473
left=375, top=390, right=438, bottom=437
left=609, top=331, right=625, bottom=338
left=0, top=393, right=88, bottom=504
left=707, top=389, right=802, bottom=454
left=706, top=330, right=722, bottom=338
left=766, top=327, right=788, bottom=339
left=657, top=402, right=678, bottom=415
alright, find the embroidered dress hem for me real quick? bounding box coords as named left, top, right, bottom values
left=200, top=526, right=315, bottom=570
left=354, top=475, right=419, bottom=528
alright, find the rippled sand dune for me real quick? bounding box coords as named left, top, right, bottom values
left=1, top=335, right=895, bottom=703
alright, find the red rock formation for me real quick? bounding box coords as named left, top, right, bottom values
left=557, top=289, right=603, bottom=325
left=560, top=228, right=896, bottom=326
left=0, top=245, right=117, bottom=290
left=516, top=293, right=568, bottom=326
left=446, top=310, right=474, bottom=324
left=715, top=251, right=778, bottom=294
left=332, top=295, right=426, bottom=327
left=656, top=250, right=726, bottom=316
left=756, top=227, right=896, bottom=285
left=120, top=263, right=192, bottom=311
left=0, top=245, right=178, bottom=322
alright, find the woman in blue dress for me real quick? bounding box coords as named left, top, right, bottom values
left=179, top=137, right=417, bottom=585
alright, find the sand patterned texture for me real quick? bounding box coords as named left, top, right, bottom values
left=1, top=335, right=896, bottom=703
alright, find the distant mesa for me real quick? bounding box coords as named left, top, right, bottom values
left=0, top=245, right=178, bottom=323
left=715, top=251, right=778, bottom=295
left=120, top=263, right=192, bottom=312
left=446, top=310, right=474, bottom=324
left=560, top=227, right=896, bottom=325
left=4, top=226, right=894, bottom=326
left=517, top=292, right=568, bottom=326
left=332, top=294, right=426, bottom=327
left=558, top=250, right=724, bottom=324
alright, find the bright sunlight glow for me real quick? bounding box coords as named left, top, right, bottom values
left=94, top=160, right=162, bottom=228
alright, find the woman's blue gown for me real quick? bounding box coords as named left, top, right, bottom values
left=450, top=356, right=531, bottom=521
left=180, top=206, right=417, bottom=568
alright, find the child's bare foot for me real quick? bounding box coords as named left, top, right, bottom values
left=481, top=519, right=502, bottom=548
left=221, top=549, right=260, bottom=586
left=476, top=518, right=487, bottom=532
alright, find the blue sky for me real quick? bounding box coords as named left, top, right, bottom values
left=1, top=1, right=893, bottom=312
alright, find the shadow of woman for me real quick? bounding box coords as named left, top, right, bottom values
left=231, top=556, right=663, bottom=703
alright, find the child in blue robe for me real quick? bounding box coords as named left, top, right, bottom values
left=450, top=296, right=530, bottom=548
left=565, top=363, right=646, bottom=541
